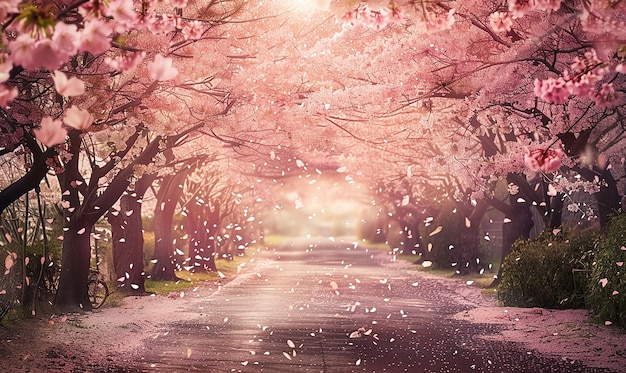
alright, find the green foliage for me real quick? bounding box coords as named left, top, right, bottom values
left=586, top=214, right=626, bottom=328
left=498, top=229, right=597, bottom=309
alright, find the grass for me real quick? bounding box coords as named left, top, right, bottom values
left=361, top=240, right=499, bottom=290
left=144, top=255, right=253, bottom=295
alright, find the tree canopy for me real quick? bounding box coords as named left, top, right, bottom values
left=0, top=0, right=625, bottom=310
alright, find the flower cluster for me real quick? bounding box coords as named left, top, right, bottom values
left=534, top=49, right=623, bottom=107
left=524, top=147, right=564, bottom=173
left=508, top=0, right=563, bottom=18
left=338, top=3, right=404, bottom=29
left=0, top=0, right=188, bottom=148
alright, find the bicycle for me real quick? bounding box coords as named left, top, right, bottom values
left=87, top=269, right=109, bottom=309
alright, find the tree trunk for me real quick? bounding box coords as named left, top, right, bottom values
left=55, top=218, right=93, bottom=312
left=456, top=201, right=488, bottom=275
left=150, top=174, right=185, bottom=281
left=186, top=203, right=217, bottom=273
left=108, top=195, right=146, bottom=294
left=548, top=193, right=564, bottom=229
left=108, top=174, right=155, bottom=294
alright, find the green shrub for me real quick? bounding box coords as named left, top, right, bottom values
left=586, top=214, right=626, bottom=328
left=498, top=229, right=597, bottom=309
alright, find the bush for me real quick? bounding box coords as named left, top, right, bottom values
left=498, top=228, right=597, bottom=309
left=586, top=214, right=626, bottom=328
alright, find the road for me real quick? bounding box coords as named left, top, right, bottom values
left=128, top=237, right=609, bottom=372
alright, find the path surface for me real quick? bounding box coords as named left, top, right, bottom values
left=126, top=238, right=612, bottom=372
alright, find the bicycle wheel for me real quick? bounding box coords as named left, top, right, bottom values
left=88, top=277, right=109, bottom=309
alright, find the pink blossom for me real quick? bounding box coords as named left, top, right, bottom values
left=369, top=10, right=390, bottom=29
left=536, top=0, right=562, bottom=11
left=148, top=54, right=178, bottom=81
left=563, top=70, right=597, bottom=96
left=79, top=19, right=113, bottom=55
left=53, top=22, right=81, bottom=59
left=508, top=0, right=536, bottom=19
left=147, top=14, right=180, bottom=34
left=339, top=10, right=358, bottom=25
left=0, top=84, right=18, bottom=107
left=389, top=6, right=404, bottom=22
left=105, top=0, right=138, bottom=31
left=524, top=147, right=564, bottom=173
left=0, top=0, right=20, bottom=22
left=63, top=105, right=94, bottom=131
left=425, top=9, right=456, bottom=32
left=51, top=70, right=85, bottom=97
left=7, top=34, right=36, bottom=70
left=589, top=83, right=621, bottom=108
left=169, top=0, right=188, bottom=7
left=616, top=64, right=624, bottom=73
left=0, top=61, right=13, bottom=83
left=182, top=20, right=204, bottom=40
left=489, top=12, right=513, bottom=33
left=34, top=117, right=67, bottom=147
left=31, top=39, right=66, bottom=70
left=105, top=52, right=145, bottom=72
left=533, top=77, right=569, bottom=104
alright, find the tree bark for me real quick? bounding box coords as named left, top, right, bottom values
left=186, top=202, right=218, bottom=272
left=150, top=173, right=186, bottom=281
left=107, top=174, right=156, bottom=294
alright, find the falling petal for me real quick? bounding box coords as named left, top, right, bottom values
left=4, top=255, right=14, bottom=271
left=617, top=262, right=624, bottom=267
left=218, top=271, right=226, bottom=278
left=605, top=321, right=612, bottom=326
left=295, top=159, right=305, bottom=168
left=77, top=228, right=86, bottom=235
left=187, top=348, right=192, bottom=358
left=503, top=217, right=512, bottom=223
left=516, top=198, right=526, bottom=203
left=287, top=340, right=295, bottom=348
left=411, top=282, right=419, bottom=286
left=422, top=261, right=432, bottom=268
left=600, top=278, right=608, bottom=288
left=612, top=291, right=619, bottom=296
left=336, top=166, right=347, bottom=173
left=552, top=229, right=561, bottom=236
left=429, top=226, right=443, bottom=236
left=466, top=280, right=474, bottom=286
left=282, top=351, right=292, bottom=360
left=330, top=281, right=338, bottom=290
left=547, top=184, right=557, bottom=196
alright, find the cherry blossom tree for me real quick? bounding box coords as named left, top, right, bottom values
left=2, top=0, right=625, bottom=311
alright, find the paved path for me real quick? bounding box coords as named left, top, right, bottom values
left=129, top=238, right=609, bottom=372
